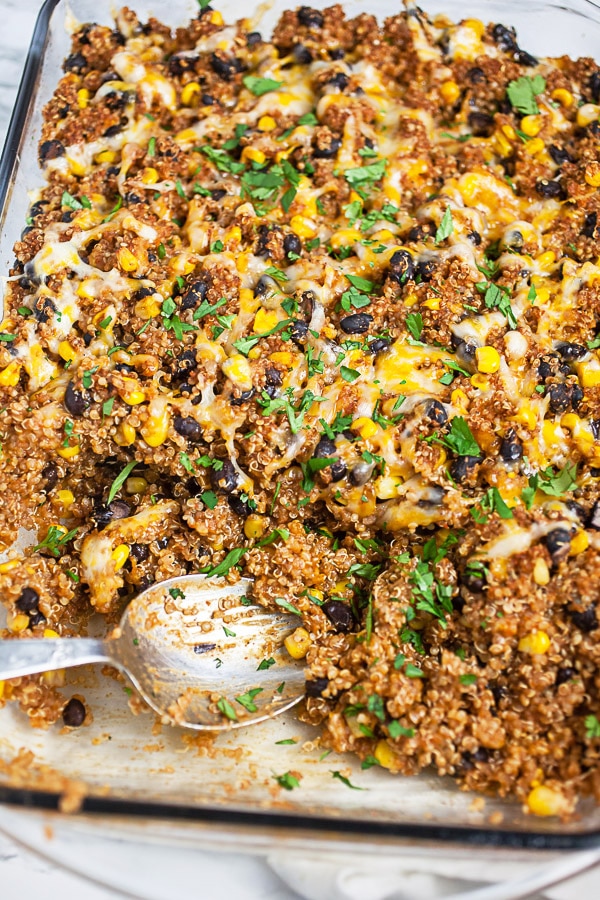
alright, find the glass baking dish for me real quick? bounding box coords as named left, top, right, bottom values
left=1, top=0, right=600, bottom=855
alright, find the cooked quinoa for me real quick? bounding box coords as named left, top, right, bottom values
left=1, top=2, right=600, bottom=817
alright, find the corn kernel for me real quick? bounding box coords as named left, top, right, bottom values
left=175, top=128, right=199, bottom=145
left=117, top=247, right=139, bottom=273
left=463, top=17, right=485, bottom=37
left=570, top=530, right=589, bottom=555
left=8, top=613, right=30, bottom=633
left=422, top=296, right=440, bottom=310
left=112, top=544, right=130, bottom=572
left=0, top=361, right=21, bottom=387
left=374, top=739, right=401, bottom=770
left=43, top=628, right=60, bottom=639
left=470, top=373, right=490, bottom=390
left=520, top=115, right=543, bottom=137
left=576, top=103, right=600, bottom=127
left=518, top=630, right=551, bottom=655
left=116, top=422, right=136, bottom=446
left=58, top=341, right=77, bottom=363
left=57, top=489, right=75, bottom=508
left=451, top=388, right=469, bottom=411
left=513, top=403, right=536, bottom=430
left=123, top=390, right=146, bottom=406
left=0, top=681, right=4, bottom=700
left=57, top=445, right=80, bottom=460
left=253, top=308, right=279, bottom=333
left=440, top=80, right=460, bottom=104
left=475, top=346, right=500, bottom=374
left=584, top=163, right=600, bottom=188
left=241, top=147, right=266, bottom=166
left=493, top=131, right=513, bottom=158
left=126, top=476, right=148, bottom=494
left=375, top=475, right=402, bottom=499
left=76, top=88, right=90, bottom=109
left=222, top=355, right=253, bottom=390
left=224, top=225, right=242, bottom=246
left=67, top=157, right=86, bottom=177
left=537, top=251, right=556, bottom=269
left=551, top=88, right=573, bottom=108
left=577, top=362, right=600, bottom=388
left=209, top=9, right=223, bottom=24
left=141, top=403, right=170, bottom=448
left=181, top=82, right=201, bottom=106
left=269, top=351, right=294, bottom=367
left=95, top=149, right=117, bottom=164
left=527, top=785, right=568, bottom=817
left=533, top=558, right=550, bottom=586
left=0, top=559, right=20, bottom=574
left=244, top=514, right=266, bottom=539
left=524, top=137, right=545, bottom=156
left=329, top=228, right=361, bottom=250
left=135, top=295, right=161, bottom=319
left=290, top=215, right=317, bottom=239
left=352, top=417, right=378, bottom=440
left=284, top=626, right=311, bottom=660
left=141, top=167, right=159, bottom=185
left=258, top=115, right=277, bottom=132
left=43, top=669, right=65, bottom=687
left=502, top=124, right=517, bottom=141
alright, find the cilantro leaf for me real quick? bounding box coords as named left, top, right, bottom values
left=331, top=771, right=365, bottom=790
left=345, top=274, right=374, bottom=292
left=344, top=159, right=386, bottom=189
left=506, top=75, right=546, bottom=116
left=435, top=206, right=453, bottom=244
left=235, top=688, right=263, bottom=712
left=200, top=547, right=247, bottom=577
left=243, top=76, right=283, bottom=96
left=273, top=771, right=300, bottom=790
left=340, top=365, right=360, bottom=383
left=388, top=720, right=415, bottom=738
left=107, top=461, right=137, bottom=504
left=435, top=416, right=481, bottom=457
left=217, top=697, right=238, bottom=721
left=585, top=714, right=600, bottom=739
left=199, top=145, right=245, bottom=174
left=405, top=312, right=423, bottom=341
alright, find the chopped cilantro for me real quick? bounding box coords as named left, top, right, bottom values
left=585, top=714, right=600, bottom=739
left=34, top=525, right=79, bottom=558
left=331, top=771, right=365, bottom=790
left=405, top=312, right=423, bottom=341
left=273, top=771, right=300, bottom=790
left=236, top=688, right=263, bottom=712
left=243, top=76, right=283, bottom=96
left=217, top=697, right=238, bottom=721
left=107, top=461, right=137, bottom=504
left=506, top=74, right=546, bottom=116
left=459, top=673, right=477, bottom=686
left=199, top=547, right=247, bottom=577
left=258, top=657, right=276, bottom=670
left=435, top=206, right=453, bottom=244
left=388, top=721, right=415, bottom=738
left=344, top=159, right=386, bottom=189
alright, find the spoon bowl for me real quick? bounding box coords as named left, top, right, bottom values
left=0, top=575, right=305, bottom=729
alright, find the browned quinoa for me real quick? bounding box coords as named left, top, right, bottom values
left=1, top=3, right=600, bottom=818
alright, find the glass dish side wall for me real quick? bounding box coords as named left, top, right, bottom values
left=1, top=0, right=600, bottom=848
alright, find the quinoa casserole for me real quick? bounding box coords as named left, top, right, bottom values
left=1, top=0, right=600, bottom=820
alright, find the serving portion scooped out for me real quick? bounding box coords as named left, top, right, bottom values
left=1, top=1, right=600, bottom=819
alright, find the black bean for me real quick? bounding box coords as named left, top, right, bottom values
left=468, top=112, right=495, bottom=137
left=416, top=259, right=437, bottom=282
left=289, top=320, right=309, bottom=344
left=548, top=144, right=572, bottom=166
left=543, top=528, right=571, bottom=564
left=588, top=120, right=600, bottom=137
left=328, top=72, right=349, bottom=91
left=29, top=611, right=47, bottom=628
left=305, top=677, right=329, bottom=697
left=64, top=381, right=89, bottom=417
left=467, top=66, right=486, bottom=83
left=313, top=137, right=342, bottom=159
left=168, top=53, right=197, bottom=76
left=468, top=230, right=482, bottom=246
left=174, top=415, right=202, bottom=441
left=492, top=23, right=517, bottom=51
left=322, top=599, right=354, bottom=633
left=556, top=341, right=587, bottom=361
left=537, top=353, right=560, bottom=381
left=329, top=48, right=344, bottom=60
left=210, top=52, right=237, bottom=81
left=450, top=455, right=482, bottom=482
left=130, top=543, right=149, bottom=563
left=368, top=338, right=391, bottom=355
left=389, top=249, right=415, bottom=284
left=231, top=388, right=255, bottom=406
left=297, top=6, right=324, bottom=27
left=156, top=537, right=169, bottom=550
left=246, top=31, right=262, bottom=46
left=406, top=224, right=427, bottom=242
left=172, top=350, right=198, bottom=382
left=500, top=428, right=522, bottom=462
left=571, top=385, right=584, bottom=409
left=29, top=201, right=48, bottom=220
left=64, top=52, right=87, bottom=73
left=210, top=459, right=238, bottom=493
left=582, top=212, right=598, bottom=239
left=535, top=179, right=564, bottom=199
left=421, top=399, right=448, bottom=425
left=330, top=460, right=347, bottom=482
left=570, top=604, right=597, bottom=633
left=515, top=48, right=537, bottom=67
left=349, top=461, right=373, bottom=486
left=41, top=462, right=58, bottom=492
left=16, top=587, right=40, bottom=614
left=590, top=71, right=600, bottom=104
left=114, top=363, right=134, bottom=374
left=555, top=666, right=576, bottom=686
left=93, top=500, right=131, bottom=530
left=227, top=494, right=252, bottom=517
left=283, top=233, right=302, bottom=258
left=314, top=436, right=336, bottom=457
left=104, top=91, right=127, bottom=111
left=100, top=70, right=120, bottom=84
left=547, top=383, right=572, bottom=415
left=181, top=280, right=208, bottom=310
left=566, top=500, right=586, bottom=523
left=490, top=683, right=509, bottom=704
left=292, top=43, right=313, bottom=64
left=453, top=339, right=478, bottom=373
left=588, top=500, right=600, bottom=530
left=265, top=367, right=283, bottom=387
left=459, top=569, right=485, bottom=593
left=339, top=313, right=372, bottom=334
left=38, top=140, right=65, bottom=166
left=62, top=698, right=86, bottom=727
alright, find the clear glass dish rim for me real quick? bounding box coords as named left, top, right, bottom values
left=1, top=0, right=600, bottom=849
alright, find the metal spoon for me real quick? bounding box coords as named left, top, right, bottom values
left=0, top=575, right=305, bottom=729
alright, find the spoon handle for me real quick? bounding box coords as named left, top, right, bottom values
left=0, top=638, right=110, bottom=680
